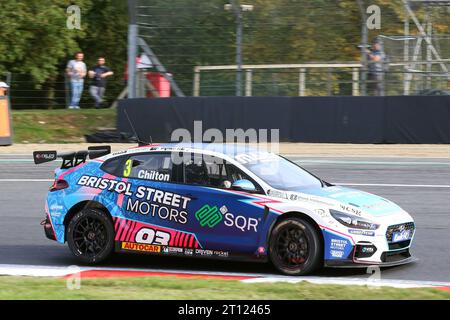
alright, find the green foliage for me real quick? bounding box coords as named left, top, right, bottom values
left=0, top=0, right=92, bottom=86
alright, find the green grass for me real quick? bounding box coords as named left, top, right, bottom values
left=12, top=108, right=116, bottom=143
left=0, top=276, right=449, bottom=300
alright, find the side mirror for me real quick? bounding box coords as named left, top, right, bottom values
left=231, top=179, right=257, bottom=192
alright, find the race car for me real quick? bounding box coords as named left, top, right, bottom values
left=34, top=143, right=416, bottom=275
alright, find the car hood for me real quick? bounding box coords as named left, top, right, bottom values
left=283, top=185, right=403, bottom=217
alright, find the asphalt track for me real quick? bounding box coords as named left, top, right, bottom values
left=1, top=154, right=450, bottom=282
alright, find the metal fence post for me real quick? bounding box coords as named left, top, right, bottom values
left=193, top=68, right=201, bottom=97
left=127, top=0, right=137, bottom=99
left=298, top=68, right=306, bottom=96
left=245, top=69, right=252, bottom=96
left=352, top=67, right=360, bottom=96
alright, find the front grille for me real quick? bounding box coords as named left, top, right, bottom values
left=385, top=222, right=415, bottom=242
left=388, top=240, right=411, bottom=250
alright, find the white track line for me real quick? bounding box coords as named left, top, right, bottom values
left=1, top=264, right=450, bottom=289
left=241, top=276, right=450, bottom=289
left=336, top=183, right=450, bottom=188
left=0, top=264, right=263, bottom=278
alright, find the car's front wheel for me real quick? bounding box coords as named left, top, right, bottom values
left=66, top=208, right=114, bottom=264
left=269, top=217, right=322, bottom=275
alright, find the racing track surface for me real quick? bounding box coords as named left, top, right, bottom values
left=1, top=154, right=449, bottom=282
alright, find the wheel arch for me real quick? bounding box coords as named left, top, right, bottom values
left=63, top=200, right=113, bottom=237
left=267, top=211, right=324, bottom=251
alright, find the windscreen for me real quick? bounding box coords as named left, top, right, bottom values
left=235, top=152, right=323, bottom=190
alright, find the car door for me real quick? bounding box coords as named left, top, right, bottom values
left=172, top=152, right=266, bottom=256
left=114, top=152, right=197, bottom=249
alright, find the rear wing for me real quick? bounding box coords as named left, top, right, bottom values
left=33, top=145, right=111, bottom=169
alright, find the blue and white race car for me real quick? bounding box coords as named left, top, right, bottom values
left=35, top=144, right=416, bottom=275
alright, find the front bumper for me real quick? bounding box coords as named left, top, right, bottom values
left=325, top=248, right=417, bottom=268
left=323, top=220, right=416, bottom=268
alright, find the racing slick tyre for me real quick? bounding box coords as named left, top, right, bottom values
left=269, top=217, right=322, bottom=276
left=66, top=208, right=114, bottom=264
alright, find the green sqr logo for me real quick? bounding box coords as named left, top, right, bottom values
left=195, top=204, right=222, bottom=228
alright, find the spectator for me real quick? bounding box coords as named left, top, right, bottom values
left=0, top=82, right=9, bottom=96
left=88, top=57, right=114, bottom=108
left=66, top=52, right=87, bottom=109
left=366, top=38, right=386, bottom=96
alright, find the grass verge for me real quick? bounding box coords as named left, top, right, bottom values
left=0, top=276, right=449, bottom=300
left=12, top=108, right=116, bottom=144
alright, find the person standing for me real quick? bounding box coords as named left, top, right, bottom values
left=88, top=57, right=114, bottom=108
left=66, top=52, right=87, bottom=109
left=0, top=82, right=9, bottom=96
left=366, top=39, right=386, bottom=96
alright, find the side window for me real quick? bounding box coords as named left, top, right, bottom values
left=183, top=153, right=228, bottom=188
left=183, top=153, right=210, bottom=186
left=101, top=157, right=125, bottom=176
left=182, top=153, right=260, bottom=191
left=122, top=153, right=175, bottom=183
left=226, top=163, right=252, bottom=183
left=204, top=155, right=228, bottom=187
left=226, top=163, right=263, bottom=192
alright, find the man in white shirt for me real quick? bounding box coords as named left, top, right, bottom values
left=66, top=52, right=87, bottom=109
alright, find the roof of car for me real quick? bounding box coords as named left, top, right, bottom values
left=126, top=143, right=271, bottom=157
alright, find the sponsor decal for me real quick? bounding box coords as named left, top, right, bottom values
left=339, top=204, right=362, bottom=216
left=348, top=229, right=375, bottom=236
left=267, top=189, right=288, bottom=199
left=33, top=151, right=57, bottom=164
left=128, top=186, right=191, bottom=224
left=213, top=250, right=229, bottom=258
left=137, top=169, right=170, bottom=182
left=135, top=227, right=170, bottom=245
left=392, top=230, right=412, bottom=243
left=234, top=152, right=278, bottom=165
left=121, top=242, right=161, bottom=253
left=224, top=209, right=259, bottom=232
left=195, top=204, right=259, bottom=232
left=323, top=229, right=353, bottom=260
left=112, top=150, right=127, bottom=156
left=113, top=218, right=200, bottom=248
left=162, top=246, right=184, bottom=254
left=361, top=246, right=376, bottom=254
left=331, top=239, right=348, bottom=250
left=330, top=250, right=345, bottom=258
left=77, top=175, right=133, bottom=196
left=314, top=209, right=329, bottom=217
left=50, top=204, right=64, bottom=211
left=77, top=176, right=191, bottom=225
left=159, top=246, right=228, bottom=258
left=126, top=198, right=189, bottom=224
left=286, top=192, right=335, bottom=207
left=195, top=249, right=214, bottom=256
left=195, top=204, right=222, bottom=228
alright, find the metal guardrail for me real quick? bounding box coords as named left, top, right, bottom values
left=193, top=60, right=450, bottom=97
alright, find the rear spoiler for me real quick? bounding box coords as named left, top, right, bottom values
left=33, top=145, right=111, bottom=169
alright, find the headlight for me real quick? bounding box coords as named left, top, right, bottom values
left=329, top=209, right=379, bottom=230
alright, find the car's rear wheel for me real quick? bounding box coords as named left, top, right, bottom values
left=66, top=208, right=114, bottom=264
left=269, top=217, right=322, bottom=275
